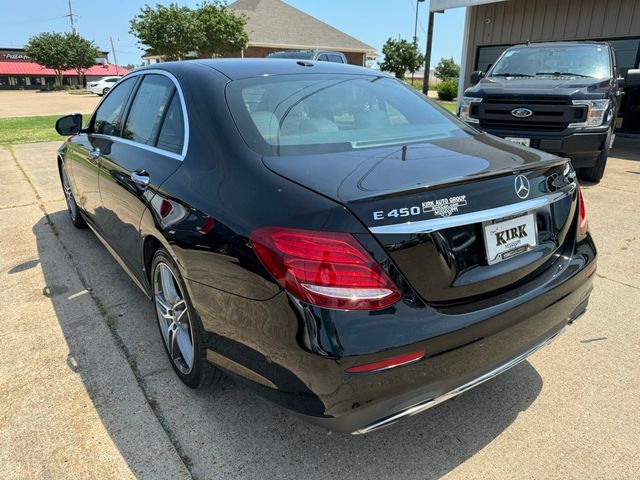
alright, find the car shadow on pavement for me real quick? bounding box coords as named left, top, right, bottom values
left=34, top=210, right=544, bottom=480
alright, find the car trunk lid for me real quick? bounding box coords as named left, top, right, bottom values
left=262, top=133, right=577, bottom=304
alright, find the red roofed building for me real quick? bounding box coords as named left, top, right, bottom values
left=0, top=48, right=128, bottom=89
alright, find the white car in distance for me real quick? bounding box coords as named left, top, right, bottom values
left=87, top=76, right=122, bottom=96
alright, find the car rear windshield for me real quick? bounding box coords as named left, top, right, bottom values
left=268, top=51, right=315, bottom=59
left=226, top=74, right=471, bottom=156
left=490, top=44, right=611, bottom=79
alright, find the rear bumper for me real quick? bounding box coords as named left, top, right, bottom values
left=353, top=326, right=566, bottom=434
left=481, top=127, right=608, bottom=167
left=296, top=237, right=595, bottom=433
left=195, top=237, right=596, bottom=434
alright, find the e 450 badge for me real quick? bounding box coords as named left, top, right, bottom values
left=373, top=195, right=467, bottom=221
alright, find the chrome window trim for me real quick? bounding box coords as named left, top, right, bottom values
left=368, top=186, right=575, bottom=235
left=91, top=69, right=189, bottom=161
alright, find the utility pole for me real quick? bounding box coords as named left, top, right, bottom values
left=66, top=0, right=76, bottom=33
left=110, top=37, right=119, bottom=75
left=411, top=0, right=425, bottom=85
left=422, top=10, right=435, bottom=95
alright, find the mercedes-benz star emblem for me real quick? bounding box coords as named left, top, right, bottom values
left=514, top=175, right=530, bottom=199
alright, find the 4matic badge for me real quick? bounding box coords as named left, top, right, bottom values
left=372, top=195, right=467, bottom=221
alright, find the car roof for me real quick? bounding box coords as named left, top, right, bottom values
left=510, top=41, right=610, bottom=48
left=133, top=58, right=385, bottom=81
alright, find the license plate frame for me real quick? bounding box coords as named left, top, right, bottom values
left=483, top=213, right=538, bottom=265
left=505, top=137, right=531, bottom=147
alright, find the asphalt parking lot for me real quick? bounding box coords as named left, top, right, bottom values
left=1, top=139, right=639, bottom=479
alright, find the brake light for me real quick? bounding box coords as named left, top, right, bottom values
left=250, top=227, right=402, bottom=310
left=346, top=350, right=426, bottom=374
left=577, top=186, right=588, bottom=236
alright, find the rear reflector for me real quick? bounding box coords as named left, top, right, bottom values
left=577, top=186, right=589, bottom=236
left=346, top=350, right=426, bottom=374
left=250, top=227, right=401, bottom=310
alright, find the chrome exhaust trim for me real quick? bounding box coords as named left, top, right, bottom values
left=352, top=329, right=565, bottom=435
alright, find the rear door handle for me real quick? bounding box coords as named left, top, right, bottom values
left=131, top=170, right=150, bottom=187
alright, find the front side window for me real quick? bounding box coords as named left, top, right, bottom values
left=122, top=74, right=175, bottom=145
left=93, top=76, right=136, bottom=136
left=490, top=44, right=611, bottom=79
left=226, top=74, right=470, bottom=156
left=328, top=54, right=344, bottom=63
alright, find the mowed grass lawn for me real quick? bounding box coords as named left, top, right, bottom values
left=0, top=101, right=457, bottom=145
left=0, top=114, right=87, bottom=145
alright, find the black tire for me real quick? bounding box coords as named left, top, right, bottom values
left=578, top=130, right=611, bottom=183
left=59, top=163, right=87, bottom=229
left=102, top=87, right=110, bottom=95
left=578, top=150, right=608, bottom=183
left=151, top=248, right=223, bottom=389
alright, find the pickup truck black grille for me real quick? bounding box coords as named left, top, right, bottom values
left=473, top=95, right=586, bottom=132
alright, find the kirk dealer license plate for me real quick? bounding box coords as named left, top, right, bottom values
left=505, top=137, right=531, bottom=147
left=483, top=213, right=537, bottom=265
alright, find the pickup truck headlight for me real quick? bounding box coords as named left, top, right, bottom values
left=459, top=97, right=482, bottom=123
left=569, top=99, right=611, bottom=128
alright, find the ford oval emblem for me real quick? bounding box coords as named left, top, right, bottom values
left=511, top=107, right=533, bottom=118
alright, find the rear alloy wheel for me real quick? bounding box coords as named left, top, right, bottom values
left=60, top=165, right=86, bottom=228
left=152, top=249, right=222, bottom=388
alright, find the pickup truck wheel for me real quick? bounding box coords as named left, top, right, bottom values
left=578, top=131, right=611, bottom=183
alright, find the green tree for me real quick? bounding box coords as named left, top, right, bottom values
left=24, top=32, right=70, bottom=87
left=194, top=1, right=248, bottom=57
left=66, top=32, right=101, bottom=84
left=434, top=57, right=460, bottom=81
left=379, top=38, right=425, bottom=80
left=129, top=3, right=196, bottom=61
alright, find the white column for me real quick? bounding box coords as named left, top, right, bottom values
left=456, top=6, right=471, bottom=112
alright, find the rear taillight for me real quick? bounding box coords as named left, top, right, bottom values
left=577, top=186, right=589, bottom=236
left=250, top=227, right=402, bottom=310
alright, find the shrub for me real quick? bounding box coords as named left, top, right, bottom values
left=437, top=79, right=458, bottom=101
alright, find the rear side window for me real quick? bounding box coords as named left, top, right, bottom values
left=123, top=74, right=175, bottom=146
left=226, top=74, right=470, bottom=156
left=156, top=93, right=185, bottom=154
left=93, top=76, right=136, bottom=136
left=327, top=54, right=344, bottom=63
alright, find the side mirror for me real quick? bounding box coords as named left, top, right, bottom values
left=470, top=71, right=485, bottom=84
left=55, top=114, right=83, bottom=136
left=623, top=69, right=640, bottom=88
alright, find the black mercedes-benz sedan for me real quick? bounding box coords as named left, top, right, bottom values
left=55, top=59, right=596, bottom=434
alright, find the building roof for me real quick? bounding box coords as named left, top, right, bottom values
left=0, top=61, right=128, bottom=77
left=430, top=0, right=506, bottom=11
left=228, top=0, right=376, bottom=55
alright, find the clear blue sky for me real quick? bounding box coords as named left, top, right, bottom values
left=0, top=0, right=465, bottom=68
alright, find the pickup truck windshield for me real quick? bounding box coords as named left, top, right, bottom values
left=226, top=74, right=471, bottom=156
left=490, top=44, right=611, bottom=79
